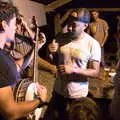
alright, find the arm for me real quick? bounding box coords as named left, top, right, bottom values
left=59, top=60, right=100, bottom=78
left=58, top=39, right=101, bottom=78
left=74, top=61, right=100, bottom=78
left=101, top=30, right=108, bottom=47
left=0, top=85, right=47, bottom=120
left=37, top=57, right=57, bottom=74
left=21, top=18, right=35, bottom=40
left=101, top=21, right=109, bottom=47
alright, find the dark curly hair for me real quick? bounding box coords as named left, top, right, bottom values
left=0, top=1, right=18, bottom=31
left=68, top=97, right=103, bottom=120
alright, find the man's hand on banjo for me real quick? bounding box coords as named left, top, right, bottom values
left=36, top=83, right=48, bottom=102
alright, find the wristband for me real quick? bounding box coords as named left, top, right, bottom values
left=37, top=97, right=48, bottom=108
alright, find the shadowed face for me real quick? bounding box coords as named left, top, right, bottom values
left=48, top=39, right=59, bottom=53
left=91, top=11, right=99, bottom=20
left=67, top=21, right=86, bottom=39
left=5, top=16, right=16, bottom=42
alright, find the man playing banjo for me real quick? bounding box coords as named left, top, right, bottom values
left=0, top=1, right=47, bottom=120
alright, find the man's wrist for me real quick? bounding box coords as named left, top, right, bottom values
left=37, top=97, right=48, bottom=108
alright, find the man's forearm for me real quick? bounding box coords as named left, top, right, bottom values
left=102, top=31, right=108, bottom=46
left=0, top=86, right=41, bottom=120
left=73, top=61, right=100, bottom=78
left=74, top=67, right=100, bottom=78
left=6, top=99, right=40, bottom=120
left=38, top=57, right=57, bottom=73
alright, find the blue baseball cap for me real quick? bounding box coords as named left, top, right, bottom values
left=79, top=12, right=90, bottom=23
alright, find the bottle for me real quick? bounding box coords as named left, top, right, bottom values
left=103, top=67, right=110, bottom=80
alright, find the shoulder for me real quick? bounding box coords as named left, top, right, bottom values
left=100, top=18, right=108, bottom=25
left=0, top=50, right=8, bottom=62
left=101, top=19, right=109, bottom=29
left=84, top=33, right=99, bottom=43
left=0, top=50, right=16, bottom=70
left=84, top=33, right=100, bottom=47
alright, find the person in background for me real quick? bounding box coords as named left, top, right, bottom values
left=44, top=8, right=101, bottom=120
left=47, top=39, right=59, bottom=65
left=68, top=97, right=104, bottom=120
left=62, top=10, right=78, bottom=33
left=5, top=16, right=46, bottom=79
left=0, top=1, right=47, bottom=120
left=110, top=66, right=120, bottom=120
left=114, top=31, right=120, bottom=61
left=5, top=14, right=57, bottom=78
left=15, top=17, right=57, bottom=75
left=88, top=10, right=109, bottom=66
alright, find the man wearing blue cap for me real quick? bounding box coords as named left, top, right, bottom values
left=44, top=8, right=101, bottom=120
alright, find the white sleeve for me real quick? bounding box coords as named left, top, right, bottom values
left=90, top=40, right=101, bottom=62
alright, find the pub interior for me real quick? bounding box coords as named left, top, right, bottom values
left=0, top=0, right=120, bottom=120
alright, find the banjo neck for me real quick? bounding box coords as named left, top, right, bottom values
left=33, top=25, right=39, bottom=83
left=13, top=19, right=43, bottom=120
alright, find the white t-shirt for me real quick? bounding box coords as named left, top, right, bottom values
left=54, top=32, right=101, bottom=98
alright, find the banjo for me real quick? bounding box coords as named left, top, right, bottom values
left=13, top=23, right=43, bottom=120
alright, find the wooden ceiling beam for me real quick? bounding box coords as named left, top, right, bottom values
left=88, top=8, right=120, bottom=12
left=44, top=0, right=72, bottom=12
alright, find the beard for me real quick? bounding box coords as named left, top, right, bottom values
left=5, top=39, right=15, bottom=50
left=68, top=31, right=81, bottom=40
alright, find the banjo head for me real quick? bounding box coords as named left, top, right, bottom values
left=13, top=78, right=43, bottom=120
left=13, top=78, right=33, bottom=102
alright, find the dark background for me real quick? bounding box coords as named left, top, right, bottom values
left=34, top=0, right=120, bottom=59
